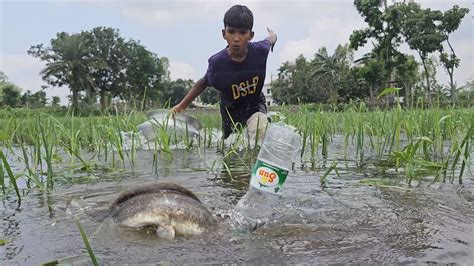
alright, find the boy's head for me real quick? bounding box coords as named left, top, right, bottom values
left=223, top=5, right=253, bottom=30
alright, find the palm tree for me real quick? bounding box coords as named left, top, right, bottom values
left=29, top=32, right=102, bottom=111
left=310, top=48, right=345, bottom=104
left=354, top=51, right=388, bottom=107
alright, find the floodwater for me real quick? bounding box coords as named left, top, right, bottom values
left=1, top=135, right=474, bottom=265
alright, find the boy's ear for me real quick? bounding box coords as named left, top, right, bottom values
left=222, top=29, right=226, bottom=39
left=250, top=31, right=254, bottom=40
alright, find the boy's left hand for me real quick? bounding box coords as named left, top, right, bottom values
left=266, top=27, right=277, bottom=52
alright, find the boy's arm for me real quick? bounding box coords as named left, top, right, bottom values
left=265, top=27, right=277, bottom=52
left=171, top=77, right=207, bottom=113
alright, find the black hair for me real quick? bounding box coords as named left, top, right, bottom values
left=223, top=5, right=253, bottom=30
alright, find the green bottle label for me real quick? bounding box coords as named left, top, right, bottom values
left=250, top=158, right=289, bottom=195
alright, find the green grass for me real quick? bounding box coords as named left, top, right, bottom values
left=0, top=104, right=472, bottom=197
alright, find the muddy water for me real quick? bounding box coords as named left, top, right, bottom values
left=1, top=140, right=474, bottom=265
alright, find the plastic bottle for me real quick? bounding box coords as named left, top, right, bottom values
left=235, top=122, right=301, bottom=227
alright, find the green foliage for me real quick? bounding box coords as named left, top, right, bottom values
left=87, top=27, right=128, bottom=111
left=20, top=90, right=48, bottom=108
left=0, top=149, right=21, bottom=203
left=437, top=5, right=470, bottom=104
left=271, top=56, right=316, bottom=104
left=200, top=86, right=220, bottom=105
left=28, top=32, right=102, bottom=110
left=27, top=27, right=170, bottom=112
left=272, top=45, right=354, bottom=104
left=0, top=106, right=472, bottom=191
left=350, top=0, right=405, bottom=89
left=0, top=82, right=22, bottom=107
left=271, top=2, right=468, bottom=106
left=51, top=96, right=61, bottom=107
left=116, top=39, right=168, bottom=111
left=76, top=219, right=100, bottom=266
left=397, top=2, right=446, bottom=96
left=161, top=79, right=193, bottom=107
left=0, top=71, right=7, bottom=82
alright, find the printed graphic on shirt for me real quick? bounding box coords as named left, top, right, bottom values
left=231, top=76, right=259, bottom=100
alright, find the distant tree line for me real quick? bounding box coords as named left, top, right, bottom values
left=271, top=1, right=470, bottom=107
left=1, top=2, right=471, bottom=111
left=24, top=27, right=196, bottom=112
left=0, top=72, right=60, bottom=108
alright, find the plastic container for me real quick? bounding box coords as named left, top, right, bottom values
left=236, top=122, right=301, bottom=225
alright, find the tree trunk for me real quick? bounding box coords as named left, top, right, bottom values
left=420, top=53, right=431, bottom=104
left=100, top=89, right=107, bottom=112
left=449, top=72, right=455, bottom=104
left=370, top=85, right=375, bottom=109
left=405, top=81, right=411, bottom=108
left=446, top=38, right=457, bottom=104
left=72, top=88, right=79, bottom=112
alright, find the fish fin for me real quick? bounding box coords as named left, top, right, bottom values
left=155, top=224, right=175, bottom=240
left=112, top=182, right=202, bottom=207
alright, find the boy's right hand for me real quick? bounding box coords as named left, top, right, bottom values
left=170, top=104, right=186, bottom=117
left=266, top=27, right=277, bottom=52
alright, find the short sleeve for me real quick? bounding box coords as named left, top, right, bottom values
left=203, top=71, right=210, bottom=87
left=203, top=61, right=213, bottom=87
left=253, top=39, right=271, bottom=56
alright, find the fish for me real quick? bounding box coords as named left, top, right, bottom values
left=137, top=109, right=201, bottom=141
left=245, top=111, right=270, bottom=146
left=224, top=111, right=270, bottom=148
left=107, top=181, right=217, bottom=239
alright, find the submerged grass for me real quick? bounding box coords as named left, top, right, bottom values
left=76, top=219, right=100, bottom=266
left=0, top=104, right=472, bottom=197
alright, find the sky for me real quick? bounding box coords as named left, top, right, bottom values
left=0, top=0, right=472, bottom=105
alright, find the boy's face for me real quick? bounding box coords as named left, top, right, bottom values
left=222, top=26, right=254, bottom=55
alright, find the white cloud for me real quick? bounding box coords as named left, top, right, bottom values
left=118, top=1, right=227, bottom=26
left=0, top=54, right=70, bottom=105
left=168, top=60, right=200, bottom=81
left=0, top=54, right=46, bottom=91
left=2, top=0, right=471, bottom=100
left=439, top=38, right=474, bottom=85
left=278, top=16, right=368, bottom=63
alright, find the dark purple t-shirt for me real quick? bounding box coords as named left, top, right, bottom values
left=204, top=39, right=271, bottom=138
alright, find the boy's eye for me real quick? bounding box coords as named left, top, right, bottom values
left=226, top=28, right=248, bottom=35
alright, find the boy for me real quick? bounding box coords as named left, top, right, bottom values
left=171, top=4, right=277, bottom=139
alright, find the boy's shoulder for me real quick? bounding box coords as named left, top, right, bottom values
left=208, top=48, right=228, bottom=64
left=207, top=40, right=271, bottom=64
left=251, top=39, right=271, bottom=51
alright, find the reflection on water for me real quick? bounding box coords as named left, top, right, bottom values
left=1, top=141, right=473, bottom=264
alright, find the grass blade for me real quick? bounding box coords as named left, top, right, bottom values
left=75, top=219, right=99, bottom=266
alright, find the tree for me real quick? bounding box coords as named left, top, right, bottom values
left=354, top=55, right=386, bottom=107
left=0, top=82, right=22, bottom=107
left=394, top=54, right=420, bottom=107
left=457, top=78, right=474, bottom=106
left=350, top=0, right=405, bottom=87
left=118, top=40, right=168, bottom=110
left=398, top=2, right=446, bottom=101
left=28, top=32, right=104, bottom=111
left=200, top=86, right=220, bottom=105
left=438, top=5, right=469, bottom=104
left=310, top=45, right=353, bottom=103
left=87, top=27, right=129, bottom=111
left=0, top=71, right=7, bottom=82
left=20, top=90, right=48, bottom=108
left=161, top=79, right=193, bottom=107
left=31, top=91, right=48, bottom=108
left=51, top=96, right=61, bottom=107
left=272, top=55, right=320, bottom=104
